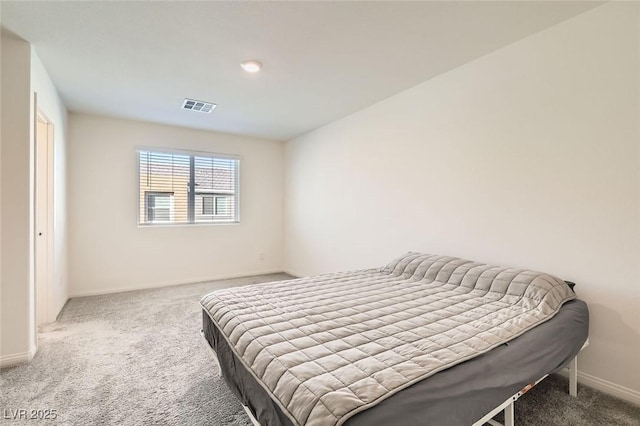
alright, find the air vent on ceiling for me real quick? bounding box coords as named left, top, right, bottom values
left=182, top=98, right=216, bottom=113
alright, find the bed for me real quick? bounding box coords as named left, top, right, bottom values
left=200, top=253, right=589, bottom=426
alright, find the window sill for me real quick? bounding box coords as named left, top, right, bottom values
left=137, top=221, right=240, bottom=228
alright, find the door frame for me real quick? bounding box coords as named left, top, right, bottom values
left=34, top=94, right=55, bottom=327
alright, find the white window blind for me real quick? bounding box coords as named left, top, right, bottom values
left=138, top=149, right=239, bottom=225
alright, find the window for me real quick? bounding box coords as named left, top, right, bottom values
left=202, top=196, right=214, bottom=215
left=215, top=197, right=229, bottom=215
left=146, top=192, right=174, bottom=223
left=138, top=149, right=239, bottom=225
left=195, top=194, right=234, bottom=221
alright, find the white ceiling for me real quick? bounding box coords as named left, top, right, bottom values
left=1, top=1, right=601, bottom=141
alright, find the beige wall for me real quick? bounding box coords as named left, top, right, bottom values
left=1, top=30, right=36, bottom=364
left=31, top=48, right=69, bottom=321
left=284, top=3, right=640, bottom=399
left=68, top=113, right=284, bottom=296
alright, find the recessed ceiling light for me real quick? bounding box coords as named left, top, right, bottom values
left=241, top=60, right=262, bottom=73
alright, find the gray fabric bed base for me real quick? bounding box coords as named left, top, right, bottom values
left=202, top=299, right=588, bottom=426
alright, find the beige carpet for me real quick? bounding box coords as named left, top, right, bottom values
left=1, top=274, right=638, bottom=425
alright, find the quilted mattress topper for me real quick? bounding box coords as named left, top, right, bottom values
left=201, top=253, right=576, bottom=426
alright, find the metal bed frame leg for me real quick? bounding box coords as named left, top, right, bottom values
left=504, top=401, right=514, bottom=426
left=569, top=355, right=578, bottom=397
left=485, top=401, right=514, bottom=426
left=568, top=338, right=588, bottom=397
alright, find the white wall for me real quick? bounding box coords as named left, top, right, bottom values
left=31, top=48, right=69, bottom=320
left=69, top=114, right=284, bottom=296
left=284, top=3, right=640, bottom=399
left=0, top=34, right=69, bottom=366
left=0, top=30, right=36, bottom=364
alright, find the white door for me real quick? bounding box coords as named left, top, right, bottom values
left=35, top=112, right=53, bottom=326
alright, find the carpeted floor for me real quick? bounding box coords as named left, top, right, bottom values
left=1, top=274, right=639, bottom=425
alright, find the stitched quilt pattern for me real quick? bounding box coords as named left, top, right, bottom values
left=201, top=253, right=576, bottom=426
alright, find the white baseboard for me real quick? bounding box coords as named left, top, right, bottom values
left=69, top=269, right=286, bottom=298
left=557, top=370, right=640, bottom=406
left=0, top=347, right=36, bottom=369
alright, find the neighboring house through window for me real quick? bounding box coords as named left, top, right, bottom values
left=138, top=148, right=240, bottom=225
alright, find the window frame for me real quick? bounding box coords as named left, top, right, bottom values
left=137, top=147, right=240, bottom=227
